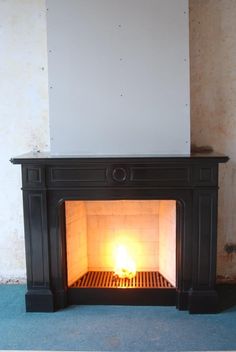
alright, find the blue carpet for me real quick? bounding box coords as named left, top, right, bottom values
left=0, top=285, right=236, bottom=351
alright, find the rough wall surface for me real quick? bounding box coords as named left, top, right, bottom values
left=190, top=0, right=236, bottom=280
left=0, top=0, right=49, bottom=280
left=0, top=0, right=236, bottom=281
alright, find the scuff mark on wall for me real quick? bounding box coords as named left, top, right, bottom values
left=190, top=0, right=236, bottom=280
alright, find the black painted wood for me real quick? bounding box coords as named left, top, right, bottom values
left=68, top=288, right=176, bottom=306
left=22, top=189, right=54, bottom=312
left=11, top=152, right=229, bottom=313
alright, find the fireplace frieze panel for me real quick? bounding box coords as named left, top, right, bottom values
left=21, top=162, right=219, bottom=190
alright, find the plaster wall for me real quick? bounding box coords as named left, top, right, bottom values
left=0, top=0, right=49, bottom=281
left=190, top=0, right=236, bottom=280
left=0, top=0, right=236, bottom=281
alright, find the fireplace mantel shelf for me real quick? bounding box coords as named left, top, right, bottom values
left=11, top=151, right=229, bottom=165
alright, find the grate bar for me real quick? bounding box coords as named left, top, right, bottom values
left=71, top=271, right=174, bottom=289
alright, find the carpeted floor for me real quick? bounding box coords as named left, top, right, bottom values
left=0, top=285, right=236, bottom=351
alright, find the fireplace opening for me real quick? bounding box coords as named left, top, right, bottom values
left=65, top=200, right=177, bottom=304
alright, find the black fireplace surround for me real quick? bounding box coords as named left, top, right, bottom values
left=11, top=152, right=228, bottom=313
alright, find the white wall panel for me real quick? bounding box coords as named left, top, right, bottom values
left=47, top=0, right=190, bottom=155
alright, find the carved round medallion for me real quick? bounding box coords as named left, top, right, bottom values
left=112, top=167, right=127, bottom=183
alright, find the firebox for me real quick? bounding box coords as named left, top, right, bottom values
left=65, top=200, right=176, bottom=306
left=11, top=152, right=228, bottom=313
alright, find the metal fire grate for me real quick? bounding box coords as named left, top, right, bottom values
left=71, top=271, right=173, bottom=288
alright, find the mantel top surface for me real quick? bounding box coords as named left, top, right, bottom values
left=10, top=151, right=229, bottom=165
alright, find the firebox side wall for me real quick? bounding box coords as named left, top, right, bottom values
left=158, top=201, right=176, bottom=286
left=46, top=0, right=190, bottom=156
left=65, top=201, right=88, bottom=286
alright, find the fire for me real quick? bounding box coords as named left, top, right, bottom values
left=114, top=245, right=136, bottom=279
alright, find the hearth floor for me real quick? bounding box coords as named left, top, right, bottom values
left=70, top=270, right=173, bottom=288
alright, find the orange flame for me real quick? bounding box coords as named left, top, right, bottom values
left=114, top=245, right=136, bottom=279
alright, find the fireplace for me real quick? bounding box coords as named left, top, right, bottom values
left=11, top=152, right=228, bottom=313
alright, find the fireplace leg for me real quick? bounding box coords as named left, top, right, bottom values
left=25, top=289, right=54, bottom=312
left=188, top=290, right=218, bottom=314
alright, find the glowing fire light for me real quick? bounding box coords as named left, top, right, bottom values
left=114, top=245, right=136, bottom=279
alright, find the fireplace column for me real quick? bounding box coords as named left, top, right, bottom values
left=22, top=165, right=54, bottom=312
left=189, top=189, right=218, bottom=313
